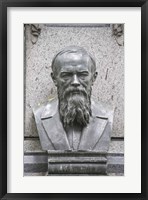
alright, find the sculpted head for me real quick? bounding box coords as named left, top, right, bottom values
left=51, top=46, right=98, bottom=127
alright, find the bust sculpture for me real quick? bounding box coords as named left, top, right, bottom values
left=33, top=46, right=114, bottom=174
left=33, top=46, right=114, bottom=152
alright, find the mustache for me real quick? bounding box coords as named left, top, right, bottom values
left=63, top=87, right=87, bottom=97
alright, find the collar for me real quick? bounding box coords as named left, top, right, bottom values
left=41, top=98, right=113, bottom=123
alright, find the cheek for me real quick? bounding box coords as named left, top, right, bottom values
left=57, top=78, right=70, bottom=89
left=80, top=77, right=93, bottom=86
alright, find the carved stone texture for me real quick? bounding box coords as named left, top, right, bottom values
left=25, top=25, right=124, bottom=138
left=33, top=46, right=114, bottom=175
left=47, top=151, right=107, bottom=175
left=30, top=24, right=41, bottom=44
left=24, top=140, right=124, bottom=175
left=112, top=24, right=124, bottom=46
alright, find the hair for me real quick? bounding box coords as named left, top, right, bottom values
left=51, top=46, right=96, bottom=75
left=59, top=86, right=92, bottom=128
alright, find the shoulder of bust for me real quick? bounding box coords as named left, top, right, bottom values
left=33, top=98, right=58, bottom=119
left=91, top=98, right=114, bottom=124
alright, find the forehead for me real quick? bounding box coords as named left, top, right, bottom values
left=54, top=52, right=92, bottom=72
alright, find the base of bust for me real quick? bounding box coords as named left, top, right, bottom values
left=47, top=150, right=108, bottom=175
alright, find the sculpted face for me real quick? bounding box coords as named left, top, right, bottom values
left=51, top=47, right=97, bottom=127
left=52, top=52, right=97, bottom=95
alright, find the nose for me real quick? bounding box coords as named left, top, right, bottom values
left=71, top=74, right=80, bottom=87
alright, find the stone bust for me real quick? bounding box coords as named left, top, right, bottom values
left=33, top=46, right=114, bottom=152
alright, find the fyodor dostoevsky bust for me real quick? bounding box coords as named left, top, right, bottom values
left=33, top=46, right=114, bottom=152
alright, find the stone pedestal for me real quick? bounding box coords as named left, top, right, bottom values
left=47, top=151, right=108, bottom=175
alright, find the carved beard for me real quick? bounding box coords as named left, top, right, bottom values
left=58, top=87, right=92, bottom=128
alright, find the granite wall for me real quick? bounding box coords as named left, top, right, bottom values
left=24, top=24, right=124, bottom=138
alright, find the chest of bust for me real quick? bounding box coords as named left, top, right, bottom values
left=65, top=125, right=82, bottom=150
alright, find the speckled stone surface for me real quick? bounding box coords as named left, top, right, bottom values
left=24, top=139, right=124, bottom=154
left=24, top=139, right=43, bottom=152
left=24, top=139, right=124, bottom=175
left=24, top=24, right=124, bottom=137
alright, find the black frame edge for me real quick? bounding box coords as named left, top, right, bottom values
left=0, top=0, right=147, bottom=7
left=141, top=1, right=148, bottom=199
left=0, top=1, right=7, bottom=200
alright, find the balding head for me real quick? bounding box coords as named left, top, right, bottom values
left=51, top=46, right=96, bottom=76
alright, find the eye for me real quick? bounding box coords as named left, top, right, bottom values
left=78, top=72, right=89, bottom=77
left=60, top=72, right=73, bottom=78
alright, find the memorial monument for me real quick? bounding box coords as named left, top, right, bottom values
left=33, top=46, right=114, bottom=175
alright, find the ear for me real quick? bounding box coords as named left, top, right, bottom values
left=51, top=72, right=57, bottom=87
left=92, top=71, right=98, bottom=83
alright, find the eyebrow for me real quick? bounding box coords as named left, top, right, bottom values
left=60, top=70, right=89, bottom=73
left=78, top=70, right=89, bottom=73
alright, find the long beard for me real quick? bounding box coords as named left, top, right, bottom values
left=58, top=87, right=92, bottom=128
